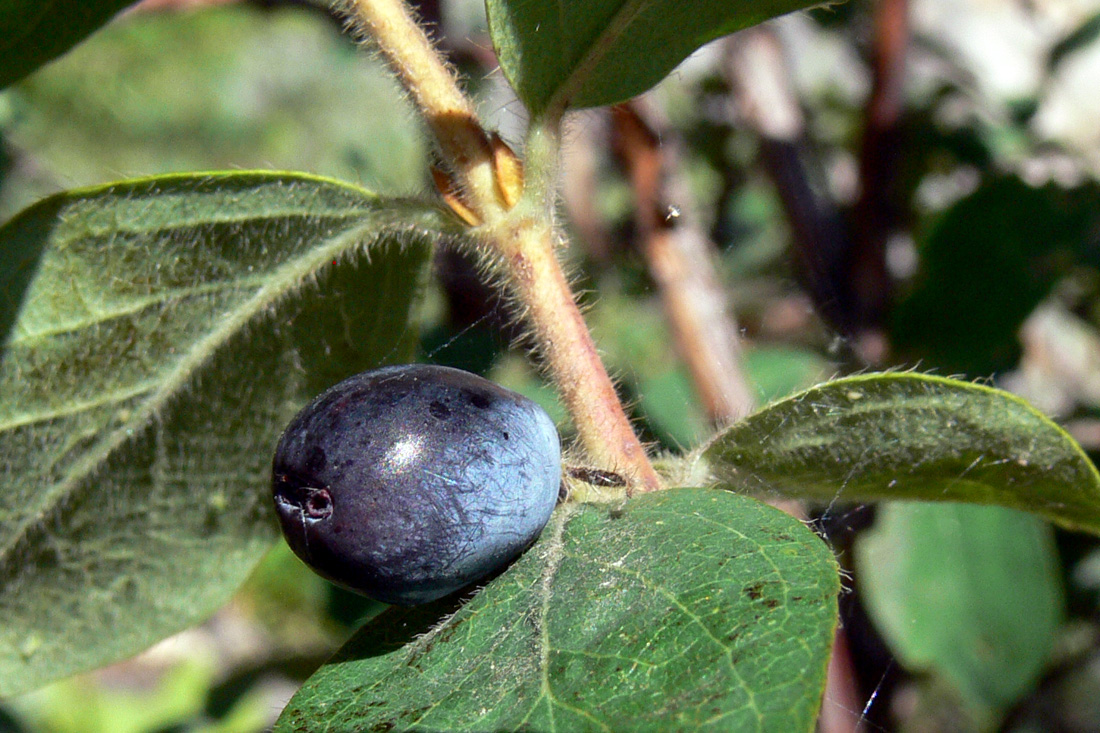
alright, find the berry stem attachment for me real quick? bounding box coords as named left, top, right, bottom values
left=340, top=0, right=663, bottom=493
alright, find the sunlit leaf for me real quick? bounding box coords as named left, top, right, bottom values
left=702, top=372, right=1100, bottom=534
left=276, top=488, right=839, bottom=732
left=0, top=172, right=458, bottom=696
left=486, top=0, right=824, bottom=116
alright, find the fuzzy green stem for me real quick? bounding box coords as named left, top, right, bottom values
left=489, top=120, right=663, bottom=493
left=340, top=0, right=499, bottom=220
left=344, top=0, right=662, bottom=492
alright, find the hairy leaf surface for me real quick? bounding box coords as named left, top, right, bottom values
left=486, top=0, right=823, bottom=116
left=0, top=0, right=135, bottom=89
left=856, top=503, right=1063, bottom=718
left=702, top=373, right=1100, bottom=534
left=276, top=488, right=839, bottom=732
left=0, top=172, right=453, bottom=696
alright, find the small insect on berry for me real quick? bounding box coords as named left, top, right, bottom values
left=271, top=364, right=562, bottom=605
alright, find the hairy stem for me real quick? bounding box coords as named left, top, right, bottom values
left=341, top=0, right=661, bottom=492
left=340, top=0, right=498, bottom=219
left=495, top=220, right=663, bottom=493
left=490, top=121, right=663, bottom=493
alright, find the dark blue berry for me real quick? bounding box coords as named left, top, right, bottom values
left=271, top=364, right=561, bottom=605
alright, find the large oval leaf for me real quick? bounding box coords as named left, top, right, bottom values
left=701, top=373, right=1100, bottom=534
left=0, top=0, right=135, bottom=89
left=0, top=172, right=458, bottom=697
left=856, top=503, right=1063, bottom=720
left=486, top=0, right=823, bottom=117
left=276, top=488, right=840, bottom=732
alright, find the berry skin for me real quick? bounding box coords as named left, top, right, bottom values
left=271, top=364, right=562, bottom=605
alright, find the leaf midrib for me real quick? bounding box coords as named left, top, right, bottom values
left=0, top=380, right=156, bottom=432
left=544, top=0, right=653, bottom=117
left=9, top=206, right=381, bottom=345
left=0, top=210, right=421, bottom=563
left=66, top=206, right=365, bottom=239
left=9, top=269, right=285, bottom=346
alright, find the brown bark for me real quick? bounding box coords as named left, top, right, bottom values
left=611, top=101, right=757, bottom=424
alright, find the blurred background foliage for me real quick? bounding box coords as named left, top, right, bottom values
left=5, top=0, right=1100, bottom=730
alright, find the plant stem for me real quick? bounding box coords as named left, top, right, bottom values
left=340, top=0, right=498, bottom=219
left=493, top=220, right=663, bottom=493
left=340, top=0, right=662, bottom=492
left=487, top=120, right=662, bottom=493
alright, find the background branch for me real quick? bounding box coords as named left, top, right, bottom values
left=723, top=28, right=856, bottom=344
left=610, top=100, right=757, bottom=424
left=851, top=0, right=910, bottom=362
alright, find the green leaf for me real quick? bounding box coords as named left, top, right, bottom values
left=0, top=0, right=135, bottom=89
left=485, top=0, right=823, bottom=116
left=855, top=503, right=1063, bottom=719
left=276, top=488, right=839, bottom=732
left=702, top=372, right=1100, bottom=534
left=891, top=176, right=1098, bottom=376
left=3, top=5, right=427, bottom=220
left=0, top=172, right=457, bottom=697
